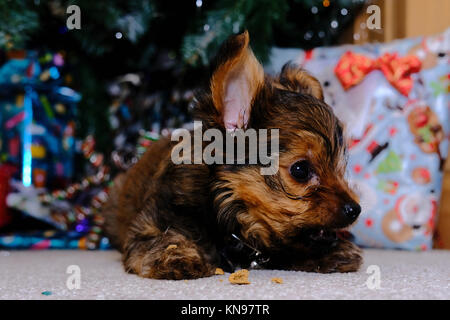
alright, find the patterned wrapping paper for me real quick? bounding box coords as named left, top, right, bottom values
left=267, top=28, right=449, bottom=250
left=0, top=52, right=96, bottom=250
left=0, top=51, right=80, bottom=189
left=0, top=230, right=110, bottom=250
left=0, top=130, right=160, bottom=250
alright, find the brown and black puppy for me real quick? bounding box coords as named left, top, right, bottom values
left=103, top=31, right=362, bottom=280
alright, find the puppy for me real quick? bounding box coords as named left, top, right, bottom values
left=103, top=31, right=362, bottom=280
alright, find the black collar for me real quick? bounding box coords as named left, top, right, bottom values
left=219, top=233, right=270, bottom=272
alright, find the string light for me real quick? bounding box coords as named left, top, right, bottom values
left=311, top=6, right=318, bottom=14
left=196, top=0, right=202, bottom=8
left=331, top=20, right=339, bottom=28
left=115, top=32, right=123, bottom=39
left=341, top=8, right=348, bottom=15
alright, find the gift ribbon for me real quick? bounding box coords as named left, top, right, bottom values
left=334, top=51, right=422, bottom=96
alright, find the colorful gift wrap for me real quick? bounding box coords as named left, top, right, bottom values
left=0, top=230, right=110, bottom=250
left=0, top=51, right=80, bottom=189
left=1, top=131, right=138, bottom=250
left=267, top=28, right=450, bottom=250
left=0, top=164, right=18, bottom=228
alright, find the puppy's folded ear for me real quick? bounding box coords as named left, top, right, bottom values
left=210, top=31, right=264, bottom=130
left=278, top=63, right=324, bottom=101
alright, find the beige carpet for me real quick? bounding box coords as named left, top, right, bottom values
left=0, top=249, right=449, bottom=300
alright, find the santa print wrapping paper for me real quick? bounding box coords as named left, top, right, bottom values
left=267, top=28, right=449, bottom=250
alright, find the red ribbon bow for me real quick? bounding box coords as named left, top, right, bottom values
left=334, top=51, right=422, bottom=96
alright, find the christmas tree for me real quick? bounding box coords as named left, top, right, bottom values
left=1, top=0, right=364, bottom=150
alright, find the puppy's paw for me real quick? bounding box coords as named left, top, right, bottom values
left=154, top=244, right=216, bottom=280
left=125, top=241, right=215, bottom=280
left=290, top=240, right=362, bottom=273
left=315, top=240, right=363, bottom=273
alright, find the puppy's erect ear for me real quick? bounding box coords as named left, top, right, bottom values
left=210, top=31, right=264, bottom=130
left=278, top=63, right=324, bottom=101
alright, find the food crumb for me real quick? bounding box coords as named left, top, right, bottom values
left=219, top=279, right=224, bottom=282
left=271, top=277, right=283, bottom=284
left=165, top=244, right=178, bottom=251
left=215, top=268, right=225, bottom=275
left=228, top=269, right=250, bottom=285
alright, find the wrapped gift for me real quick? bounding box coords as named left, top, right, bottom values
left=0, top=51, right=81, bottom=190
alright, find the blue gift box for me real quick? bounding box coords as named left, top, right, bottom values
left=0, top=52, right=81, bottom=188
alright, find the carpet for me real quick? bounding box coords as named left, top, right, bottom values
left=0, top=249, right=449, bottom=300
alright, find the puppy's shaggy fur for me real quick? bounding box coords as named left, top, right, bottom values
left=103, top=32, right=362, bottom=279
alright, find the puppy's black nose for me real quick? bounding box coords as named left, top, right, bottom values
left=342, top=202, right=361, bottom=222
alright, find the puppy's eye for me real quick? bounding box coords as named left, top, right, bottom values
left=290, top=160, right=312, bottom=182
